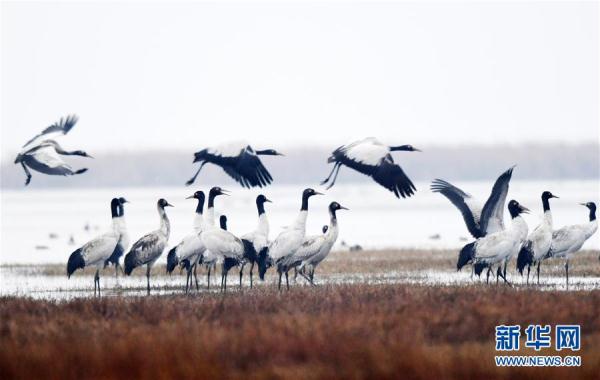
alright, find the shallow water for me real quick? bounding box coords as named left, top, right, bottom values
left=1, top=181, right=598, bottom=264
left=2, top=261, right=598, bottom=301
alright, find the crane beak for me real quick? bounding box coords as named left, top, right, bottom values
left=314, top=191, right=324, bottom=196
left=186, top=195, right=195, bottom=199
left=551, top=195, right=559, bottom=199
left=166, top=202, right=174, bottom=207
left=339, top=205, right=349, bottom=210
left=579, top=203, right=588, bottom=207
left=414, top=148, right=422, bottom=152
left=520, top=205, right=530, bottom=214
left=221, top=189, right=230, bottom=196
left=265, top=198, right=273, bottom=203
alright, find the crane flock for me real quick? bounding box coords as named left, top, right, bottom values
left=14, top=115, right=598, bottom=295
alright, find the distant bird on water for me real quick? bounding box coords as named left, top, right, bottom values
left=186, top=142, right=283, bottom=188
left=14, top=115, right=92, bottom=186
left=67, top=198, right=122, bottom=296
left=104, top=197, right=130, bottom=278
left=124, top=198, right=173, bottom=295
left=516, top=191, right=558, bottom=284
left=321, top=137, right=420, bottom=198
left=547, top=202, right=597, bottom=288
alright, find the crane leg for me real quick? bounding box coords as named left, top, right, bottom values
left=565, top=260, right=569, bottom=289
left=320, top=162, right=339, bottom=185
left=249, top=262, right=254, bottom=289
left=21, top=162, right=32, bottom=186
left=486, top=267, right=491, bottom=284
left=325, top=163, right=342, bottom=190
left=94, top=269, right=100, bottom=296
left=526, top=265, right=530, bottom=285
left=239, top=267, right=243, bottom=289
left=185, top=162, right=206, bottom=186
left=498, top=268, right=511, bottom=286
left=496, top=266, right=500, bottom=285
left=146, top=265, right=151, bottom=295
left=207, top=266, right=211, bottom=290
left=185, top=270, right=190, bottom=294
left=193, top=263, right=199, bottom=291
left=537, top=262, right=541, bottom=285
left=285, top=271, right=290, bottom=290
left=278, top=271, right=282, bottom=291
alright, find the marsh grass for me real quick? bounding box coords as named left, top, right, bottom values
left=1, top=284, right=600, bottom=379
left=2, top=249, right=600, bottom=379
left=9, top=248, right=600, bottom=278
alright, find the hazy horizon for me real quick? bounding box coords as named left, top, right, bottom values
left=2, top=143, right=598, bottom=189
left=2, top=1, right=598, bottom=154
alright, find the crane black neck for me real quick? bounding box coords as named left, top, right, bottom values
left=257, top=201, right=265, bottom=216
left=110, top=199, right=119, bottom=218
left=390, top=145, right=412, bottom=152
left=329, top=207, right=338, bottom=221
left=118, top=204, right=125, bottom=217
left=589, top=207, right=597, bottom=222
left=301, top=194, right=311, bottom=211
left=509, top=207, right=522, bottom=219
left=542, top=196, right=551, bottom=212
left=208, top=194, right=217, bottom=209
left=196, top=198, right=205, bottom=214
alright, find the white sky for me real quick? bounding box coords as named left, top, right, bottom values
left=1, top=1, right=598, bottom=156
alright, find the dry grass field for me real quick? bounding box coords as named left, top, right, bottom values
left=1, top=249, right=600, bottom=379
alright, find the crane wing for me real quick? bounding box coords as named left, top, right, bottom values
left=431, top=179, right=482, bottom=238
left=371, top=158, right=416, bottom=198
left=23, top=115, right=79, bottom=148
left=479, top=167, right=514, bottom=235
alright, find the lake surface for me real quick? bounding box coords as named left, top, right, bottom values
left=2, top=261, right=598, bottom=300
left=1, top=181, right=598, bottom=264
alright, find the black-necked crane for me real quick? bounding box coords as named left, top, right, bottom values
left=321, top=137, right=419, bottom=198
left=104, top=197, right=130, bottom=278
left=457, top=200, right=529, bottom=285
left=186, top=142, right=283, bottom=188
left=199, top=187, right=245, bottom=292
left=432, top=166, right=514, bottom=278
left=67, top=198, right=121, bottom=296
left=516, top=191, right=559, bottom=284
left=269, top=188, right=322, bottom=290
left=166, top=191, right=206, bottom=293
left=124, top=198, right=173, bottom=295
left=547, top=202, right=597, bottom=288
left=290, top=202, right=348, bottom=285
left=237, top=194, right=272, bottom=288
left=15, top=115, right=92, bottom=186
